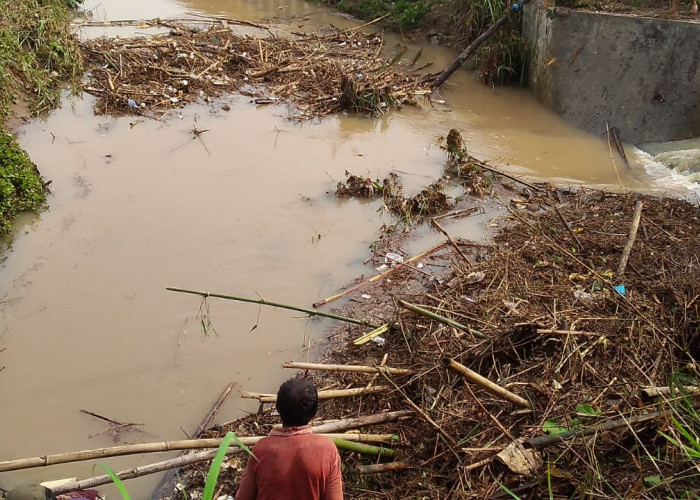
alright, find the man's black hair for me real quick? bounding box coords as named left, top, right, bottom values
left=276, top=377, right=318, bottom=427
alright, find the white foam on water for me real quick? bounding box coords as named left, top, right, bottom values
left=631, top=145, right=700, bottom=199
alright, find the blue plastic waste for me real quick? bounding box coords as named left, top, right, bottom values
left=613, top=285, right=626, bottom=296
left=127, top=98, right=138, bottom=109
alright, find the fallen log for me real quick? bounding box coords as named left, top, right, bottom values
left=310, top=410, right=413, bottom=434
left=431, top=0, right=530, bottom=88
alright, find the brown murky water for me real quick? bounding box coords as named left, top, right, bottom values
left=0, top=0, right=695, bottom=496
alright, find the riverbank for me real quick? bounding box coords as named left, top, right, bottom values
left=0, top=0, right=83, bottom=239
left=166, top=140, right=699, bottom=498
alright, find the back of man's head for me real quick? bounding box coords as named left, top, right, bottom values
left=276, top=377, right=318, bottom=427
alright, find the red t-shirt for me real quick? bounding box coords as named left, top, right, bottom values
left=235, top=425, right=343, bottom=500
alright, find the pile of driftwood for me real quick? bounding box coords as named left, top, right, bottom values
left=170, top=183, right=699, bottom=498
left=79, top=16, right=433, bottom=119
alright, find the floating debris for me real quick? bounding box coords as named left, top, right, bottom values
left=79, top=18, right=433, bottom=119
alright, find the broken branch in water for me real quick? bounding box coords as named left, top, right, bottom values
left=282, top=361, right=413, bottom=375
left=166, top=287, right=379, bottom=328
left=313, top=242, right=447, bottom=308
left=241, top=385, right=389, bottom=403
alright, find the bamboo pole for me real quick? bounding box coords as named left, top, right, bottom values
left=282, top=361, right=413, bottom=375
left=529, top=411, right=663, bottom=448
left=398, top=300, right=487, bottom=339
left=166, top=287, right=379, bottom=328
left=52, top=448, right=236, bottom=495
left=312, top=242, right=446, bottom=308
left=310, top=410, right=413, bottom=434
left=357, top=462, right=408, bottom=474
left=444, top=358, right=530, bottom=408
left=241, top=385, right=389, bottom=403
left=616, top=199, right=644, bottom=276
left=0, top=433, right=392, bottom=473
left=431, top=218, right=471, bottom=266
left=331, top=438, right=395, bottom=457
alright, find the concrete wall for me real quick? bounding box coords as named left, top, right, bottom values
left=522, top=3, right=700, bottom=144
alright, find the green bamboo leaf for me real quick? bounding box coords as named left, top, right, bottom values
left=202, top=432, right=236, bottom=500
left=99, top=464, right=131, bottom=500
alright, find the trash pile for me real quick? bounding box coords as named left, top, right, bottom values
left=79, top=17, right=433, bottom=119
left=173, top=184, right=700, bottom=498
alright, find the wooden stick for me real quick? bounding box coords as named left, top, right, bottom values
left=536, top=329, right=601, bottom=336
left=444, top=358, right=530, bottom=408
left=282, top=361, right=413, bottom=375
left=379, top=372, right=458, bottom=448
left=554, top=206, right=584, bottom=252
left=470, top=158, right=540, bottom=191
left=399, top=300, right=487, bottom=339
left=0, top=433, right=392, bottom=473
left=310, top=410, right=413, bottom=434
left=166, top=287, right=378, bottom=328
left=431, top=218, right=471, bottom=267
left=357, top=462, right=408, bottom=474
left=313, top=242, right=446, bottom=308
left=642, top=386, right=700, bottom=397
left=152, top=382, right=236, bottom=498
left=241, top=385, right=388, bottom=403
left=432, top=0, right=530, bottom=87
left=616, top=199, right=644, bottom=276
left=331, top=438, right=395, bottom=457
left=529, top=411, right=663, bottom=448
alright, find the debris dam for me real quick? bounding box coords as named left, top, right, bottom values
left=522, top=2, right=700, bottom=144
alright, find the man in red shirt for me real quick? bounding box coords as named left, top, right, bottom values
left=236, top=377, right=343, bottom=500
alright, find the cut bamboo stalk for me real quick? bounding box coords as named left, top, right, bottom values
left=554, top=206, right=585, bottom=252
left=444, top=358, right=530, bottom=408
left=529, top=411, right=663, bottom=448
left=616, top=199, right=644, bottom=276
left=536, top=329, right=600, bottom=336
left=312, top=242, right=446, bottom=308
left=0, top=433, right=391, bottom=473
left=399, top=300, right=487, bottom=339
left=331, top=438, right=395, bottom=457
left=642, top=386, right=700, bottom=397
left=241, top=385, right=389, bottom=403
left=353, top=324, right=390, bottom=346
left=166, top=287, right=379, bottom=328
left=357, top=462, right=408, bottom=474
left=282, top=361, right=413, bottom=375
left=310, top=410, right=413, bottom=434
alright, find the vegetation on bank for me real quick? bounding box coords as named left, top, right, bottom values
left=319, top=0, right=528, bottom=85
left=0, top=0, right=83, bottom=238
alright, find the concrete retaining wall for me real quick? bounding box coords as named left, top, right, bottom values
left=522, top=3, right=700, bottom=144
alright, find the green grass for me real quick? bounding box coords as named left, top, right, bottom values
left=0, top=0, right=83, bottom=240
left=0, top=132, right=45, bottom=237
left=322, top=0, right=431, bottom=31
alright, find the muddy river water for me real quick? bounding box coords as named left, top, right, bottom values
left=1, top=0, right=698, bottom=496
